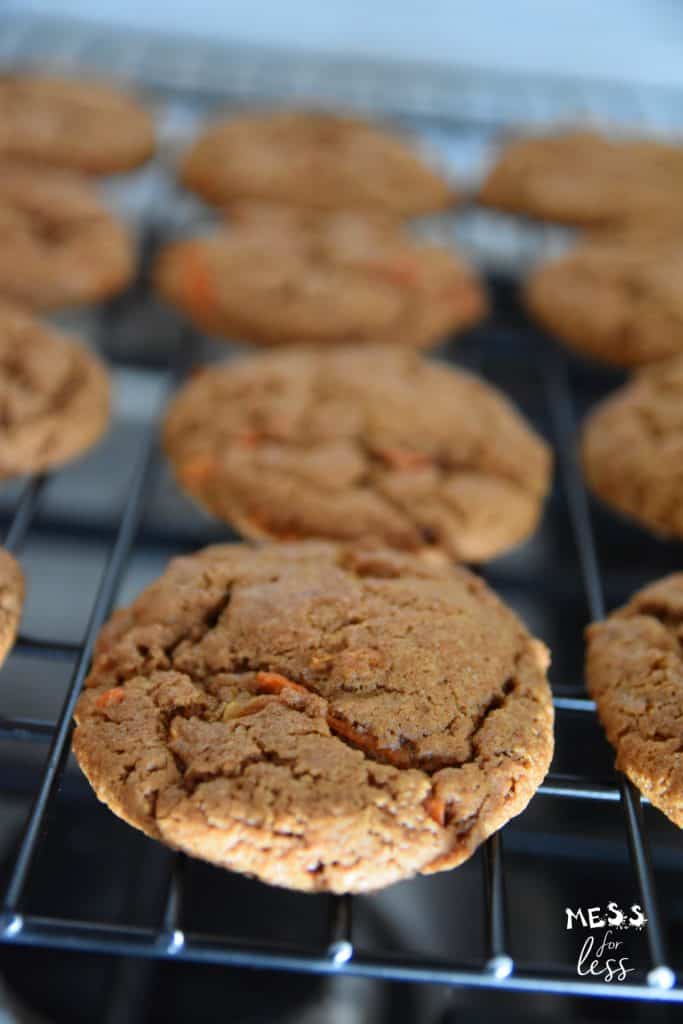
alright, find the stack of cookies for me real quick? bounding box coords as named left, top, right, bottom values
left=69, top=107, right=559, bottom=893
left=0, top=75, right=156, bottom=676
left=482, top=127, right=683, bottom=828
left=480, top=128, right=683, bottom=547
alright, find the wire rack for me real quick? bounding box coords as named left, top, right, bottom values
left=1, top=12, right=683, bottom=1016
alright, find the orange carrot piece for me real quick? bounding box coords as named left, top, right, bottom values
left=378, top=447, right=432, bottom=471
left=181, top=244, right=216, bottom=321
left=95, top=687, right=125, bottom=710
left=423, top=794, right=447, bottom=827
left=255, top=671, right=309, bottom=696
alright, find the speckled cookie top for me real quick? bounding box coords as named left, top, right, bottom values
left=526, top=230, right=683, bottom=367
left=0, top=74, right=155, bottom=173
left=581, top=354, right=683, bottom=539
left=0, top=301, right=110, bottom=478
left=180, top=110, right=454, bottom=215
left=163, top=346, right=552, bottom=562
left=73, top=541, right=553, bottom=892
left=0, top=547, right=24, bottom=667
left=155, top=206, right=485, bottom=348
left=0, top=160, right=134, bottom=309
left=479, top=130, right=683, bottom=226
left=586, top=574, right=683, bottom=828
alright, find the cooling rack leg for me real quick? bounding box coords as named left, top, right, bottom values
left=327, top=895, right=353, bottom=965
left=482, top=834, right=513, bottom=979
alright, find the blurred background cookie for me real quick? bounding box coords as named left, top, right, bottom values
left=0, top=301, right=110, bottom=478
left=479, top=129, right=683, bottom=226
left=525, top=228, right=683, bottom=366
left=0, top=547, right=24, bottom=668
left=180, top=109, right=454, bottom=215
left=155, top=206, right=486, bottom=348
left=0, top=160, right=134, bottom=309
left=581, top=354, right=683, bottom=540
left=0, top=73, right=155, bottom=173
left=163, top=345, right=552, bottom=562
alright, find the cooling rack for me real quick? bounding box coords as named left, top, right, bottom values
left=0, top=12, right=683, bottom=1015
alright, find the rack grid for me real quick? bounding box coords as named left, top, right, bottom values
left=0, top=12, right=682, bottom=1012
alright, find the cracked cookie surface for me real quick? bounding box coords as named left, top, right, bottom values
left=163, top=346, right=552, bottom=562
left=155, top=206, right=486, bottom=348
left=526, top=230, right=683, bottom=367
left=0, top=301, right=110, bottom=478
left=0, top=548, right=24, bottom=667
left=73, top=541, right=554, bottom=892
left=586, top=574, right=683, bottom=828
left=180, top=110, right=454, bottom=216
left=479, top=130, right=683, bottom=226
left=0, top=160, right=134, bottom=309
left=581, top=354, right=683, bottom=539
left=0, top=74, right=154, bottom=173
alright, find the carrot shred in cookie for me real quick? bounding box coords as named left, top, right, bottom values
left=181, top=244, right=216, bottom=321
left=377, top=447, right=432, bottom=471
left=423, top=794, right=447, bottom=827
left=370, top=256, right=421, bottom=288
left=255, top=671, right=309, bottom=696
left=180, top=453, right=218, bottom=487
left=95, top=687, right=125, bottom=710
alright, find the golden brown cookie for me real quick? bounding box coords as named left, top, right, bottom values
left=525, top=230, right=683, bottom=367
left=180, top=110, right=454, bottom=215
left=155, top=206, right=486, bottom=348
left=586, top=574, right=683, bottom=827
left=479, top=130, right=683, bottom=226
left=0, top=549, right=24, bottom=668
left=163, top=346, right=552, bottom=562
left=0, top=74, right=154, bottom=173
left=0, top=302, right=110, bottom=478
left=0, top=160, right=134, bottom=309
left=581, top=355, right=683, bottom=540
left=73, top=540, right=554, bottom=892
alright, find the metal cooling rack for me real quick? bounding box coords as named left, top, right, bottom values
left=1, top=12, right=683, bottom=1015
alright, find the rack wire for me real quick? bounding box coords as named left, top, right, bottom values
left=0, top=11, right=682, bottom=1014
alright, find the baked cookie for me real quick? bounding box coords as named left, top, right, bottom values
left=0, top=160, right=134, bottom=309
left=479, top=130, right=683, bottom=226
left=155, top=206, right=486, bottom=348
left=525, top=230, right=683, bottom=367
left=0, top=302, right=110, bottom=478
left=163, top=346, right=552, bottom=562
left=0, top=74, right=154, bottom=173
left=0, top=549, right=24, bottom=668
left=581, top=355, right=683, bottom=540
left=180, top=110, right=454, bottom=215
left=73, top=540, right=553, bottom=892
left=586, top=574, right=683, bottom=827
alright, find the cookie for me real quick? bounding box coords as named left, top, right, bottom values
left=0, top=74, right=154, bottom=173
left=479, top=130, right=683, bottom=226
left=180, top=110, right=454, bottom=215
left=581, top=355, right=683, bottom=540
left=163, top=346, right=552, bottom=562
left=73, top=540, right=553, bottom=892
left=0, top=301, right=110, bottom=478
left=586, top=574, right=683, bottom=827
left=0, top=549, right=24, bottom=668
left=525, top=230, right=683, bottom=367
left=155, top=206, right=486, bottom=348
left=0, top=160, right=134, bottom=309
